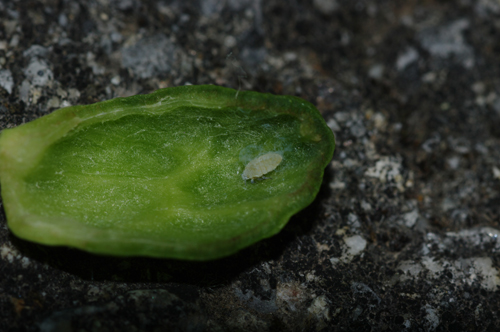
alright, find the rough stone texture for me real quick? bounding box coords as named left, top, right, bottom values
left=1, top=0, right=500, bottom=331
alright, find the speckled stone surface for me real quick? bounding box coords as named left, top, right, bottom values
left=1, top=0, right=500, bottom=331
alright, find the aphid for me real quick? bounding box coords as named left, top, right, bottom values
left=242, top=152, right=282, bottom=182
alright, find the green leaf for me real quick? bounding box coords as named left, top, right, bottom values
left=0, top=85, right=335, bottom=260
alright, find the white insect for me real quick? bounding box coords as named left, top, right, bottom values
left=242, top=152, right=283, bottom=182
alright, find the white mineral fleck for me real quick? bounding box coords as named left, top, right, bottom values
left=121, top=34, right=184, bottom=79
left=365, top=156, right=403, bottom=184
left=276, top=282, right=308, bottom=312
left=1, top=244, right=21, bottom=263
left=417, top=18, right=474, bottom=68
left=448, top=136, right=471, bottom=154
left=472, top=81, right=486, bottom=94
left=21, top=257, right=30, bottom=268
left=68, top=88, right=81, bottom=100
left=307, top=295, right=330, bottom=321
left=401, top=209, right=419, bottom=228
left=368, top=64, right=384, bottom=80
left=19, top=79, right=30, bottom=103
left=327, top=118, right=340, bottom=132
left=23, top=58, right=53, bottom=87
left=360, top=200, right=372, bottom=211
left=396, top=47, right=419, bottom=71
left=330, top=235, right=367, bottom=266
left=344, top=235, right=367, bottom=258
left=350, top=122, right=366, bottom=138
left=423, top=305, right=440, bottom=332
left=329, top=180, right=345, bottom=190
left=47, top=97, right=60, bottom=109
left=86, top=52, right=105, bottom=75
left=56, top=87, right=68, bottom=98
left=224, top=35, right=237, bottom=48
left=23, top=44, right=49, bottom=58
left=421, top=256, right=445, bottom=277
left=422, top=71, right=437, bottom=83
left=0, top=69, right=14, bottom=94
left=465, top=257, right=500, bottom=291
left=397, top=250, right=500, bottom=291
left=111, top=75, right=121, bottom=85
left=58, top=13, right=68, bottom=26
left=334, top=112, right=350, bottom=122
left=447, top=156, right=460, bottom=169
left=313, top=0, right=339, bottom=15
left=397, top=260, right=424, bottom=282
left=493, top=166, right=500, bottom=180
left=441, top=197, right=457, bottom=211
left=9, top=34, right=20, bottom=47
left=373, top=112, right=387, bottom=131
left=474, top=0, right=500, bottom=16
left=347, top=213, right=361, bottom=229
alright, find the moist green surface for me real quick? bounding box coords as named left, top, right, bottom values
left=23, top=107, right=316, bottom=242
left=0, top=85, right=335, bottom=259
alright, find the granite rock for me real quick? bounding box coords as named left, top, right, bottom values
left=1, top=0, right=500, bottom=331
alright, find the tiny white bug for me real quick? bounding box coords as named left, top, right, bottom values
left=242, top=152, right=282, bottom=182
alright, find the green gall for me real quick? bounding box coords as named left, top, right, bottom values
left=0, top=85, right=335, bottom=260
